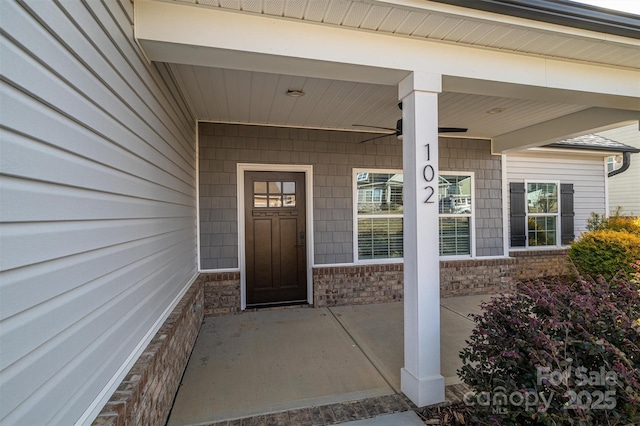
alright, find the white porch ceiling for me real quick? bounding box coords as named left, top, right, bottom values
left=170, top=63, right=590, bottom=139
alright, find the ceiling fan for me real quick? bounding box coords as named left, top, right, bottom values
left=353, top=102, right=467, bottom=143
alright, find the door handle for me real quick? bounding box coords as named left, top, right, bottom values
left=295, top=244, right=305, bottom=248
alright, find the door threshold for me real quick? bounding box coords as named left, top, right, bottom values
left=245, top=300, right=310, bottom=311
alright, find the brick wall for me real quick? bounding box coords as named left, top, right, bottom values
left=198, top=251, right=569, bottom=313
left=440, top=258, right=516, bottom=297
left=312, top=258, right=517, bottom=306
left=199, top=271, right=241, bottom=316
left=511, top=249, right=571, bottom=280
left=93, top=280, right=203, bottom=426
left=313, top=264, right=404, bottom=307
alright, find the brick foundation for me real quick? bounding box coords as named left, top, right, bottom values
left=200, top=272, right=241, bottom=316
left=311, top=258, right=518, bottom=305
left=313, top=264, right=404, bottom=307
left=198, top=251, right=571, bottom=313
left=510, top=249, right=571, bottom=280
left=93, top=279, right=203, bottom=426
left=440, top=257, right=517, bottom=297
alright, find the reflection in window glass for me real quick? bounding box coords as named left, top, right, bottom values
left=356, top=173, right=403, bottom=215
left=356, top=171, right=404, bottom=261
left=527, top=182, right=558, bottom=247
left=253, top=181, right=296, bottom=208
left=438, top=174, right=473, bottom=256
left=527, top=183, right=557, bottom=213
left=526, top=182, right=558, bottom=247
left=269, top=181, right=282, bottom=194
left=268, top=196, right=281, bottom=207
left=528, top=214, right=557, bottom=246
left=254, top=195, right=268, bottom=207
left=439, top=175, right=472, bottom=215
left=354, top=170, right=478, bottom=260
left=283, top=182, right=295, bottom=194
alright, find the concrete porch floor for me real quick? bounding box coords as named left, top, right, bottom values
left=167, top=295, right=490, bottom=426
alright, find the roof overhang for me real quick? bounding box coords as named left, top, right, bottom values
left=429, top=0, right=640, bottom=39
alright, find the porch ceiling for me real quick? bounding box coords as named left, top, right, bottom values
left=170, top=63, right=590, bottom=139
left=138, top=0, right=639, bottom=150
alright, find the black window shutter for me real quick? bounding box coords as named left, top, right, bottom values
left=560, top=183, right=575, bottom=245
left=510, top=182, right=526, bottom=247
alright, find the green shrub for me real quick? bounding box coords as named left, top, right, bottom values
left=586, top=208, right=640, bottom=235
left=568, top=230, right=640, bottom=280
left=459, top=275, right=640, bottom=425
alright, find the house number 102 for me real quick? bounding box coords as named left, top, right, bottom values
left=423, top=143, right=435, bottom=203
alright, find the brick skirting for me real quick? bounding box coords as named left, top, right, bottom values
left=312, top=259, right=518, bottom=304
left=440, top=258, right=517, bottom=297
left=198, top=250, right=570, bottom=313
left=510, top=249, right=571, bottom=280
left=313, top=264, right=404, bottom=307
left=93, top=278, right=203, bottom=426
left=199, top=272, right=241, bottom=316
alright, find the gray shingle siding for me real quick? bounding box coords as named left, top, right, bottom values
left=198, top=124, right=503, bottom=269
left=440, top=138, right=504, bottom=256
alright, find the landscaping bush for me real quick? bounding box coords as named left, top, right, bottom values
left=459, top=274, right=640, bottom=426
left=568, top=230, right=640, bottom=280
left=586, top=208, right=640, bottom=235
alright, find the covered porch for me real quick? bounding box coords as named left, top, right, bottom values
left=3, top=0, right=638, bottom=424
left=134, top=0, right=638, bottom=411
left=167, top=295, right=486, bottom=425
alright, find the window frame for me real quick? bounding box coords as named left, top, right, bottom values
left=438, top=171, right=476, bottom=259
left=524, top=180, right=561, bottom=248
left=353, top=168, right=405, bottom=264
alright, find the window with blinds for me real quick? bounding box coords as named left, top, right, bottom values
left=355, top=170, right=404, bottom=261
left=438, top=174, right=473, bottom=256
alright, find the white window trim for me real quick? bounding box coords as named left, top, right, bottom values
left=237, top=163, right=314, bottom=310
left=439, top=171, right=476, bottom=259
left=524, top=179, right=561, bottom=248
left=353, top=168, right=404, bottom=265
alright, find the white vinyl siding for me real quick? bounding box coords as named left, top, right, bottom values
left=597, top=124, right=640, bottom=215
left=507, top=152, right=606, bottom=239
left=0, top=0, right=197, bottom=424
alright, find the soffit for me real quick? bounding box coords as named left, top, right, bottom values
left=171, top=63, right=589, bottom=139
left=163, top=0, right=640, bottom=69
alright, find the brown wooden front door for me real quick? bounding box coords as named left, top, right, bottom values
left=245, top=171, right=307, bottom=306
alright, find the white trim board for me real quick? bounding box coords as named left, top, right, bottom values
left=236, top=163, right=314, bottom=310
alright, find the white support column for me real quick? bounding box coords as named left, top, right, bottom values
left=399, top=72, right=445, bottom=407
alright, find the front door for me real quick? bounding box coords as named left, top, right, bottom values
left=245, top=171, right=307, bottom=306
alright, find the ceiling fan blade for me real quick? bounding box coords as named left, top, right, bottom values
left=359, top=133, right=395, bottom=144
left=438, top=127, right=468, bottom=133
left=352, top=124, right=397, bottom=133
